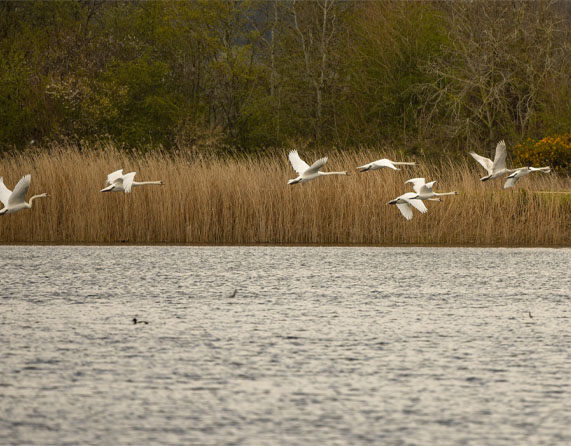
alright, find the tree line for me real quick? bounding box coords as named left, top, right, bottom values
left=1, top=0, right=569, bottom=155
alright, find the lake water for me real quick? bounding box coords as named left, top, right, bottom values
left=1, top=246, right=570, bottom=445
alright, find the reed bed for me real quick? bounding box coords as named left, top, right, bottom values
left=0, top=143, right=569, bottom=246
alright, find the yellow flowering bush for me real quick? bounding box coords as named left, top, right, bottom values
left=513, top=134, right=571, bottom=173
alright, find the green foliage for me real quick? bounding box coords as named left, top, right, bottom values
left=0, top=1, right=569, bottom=154
left=513, top=134, right=571, bottom=174
left=342, top=2, right=448, bottom=146
left=101, top=57, right=182, bottom=148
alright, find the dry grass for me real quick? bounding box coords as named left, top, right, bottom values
left=1, top=143, right=570, bottom=245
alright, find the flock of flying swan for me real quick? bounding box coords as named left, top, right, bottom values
left=469, top=140, right=551, bottom=186
left=287, top=142, right=551, bottom=220
left=0, top=140, right=553, bottom=219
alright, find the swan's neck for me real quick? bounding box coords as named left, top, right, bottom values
left=319, top=171, right=347, bottom=176
left=28, top=194, right=48, bottom=207
left=132, top=181, right=162, bottom=187
left=434, top=191, right=457, bottom=196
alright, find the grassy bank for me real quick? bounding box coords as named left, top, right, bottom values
left=0, top=144, right=570, bottom=246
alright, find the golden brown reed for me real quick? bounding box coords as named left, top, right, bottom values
left=0, top=143, right=569, bottom=246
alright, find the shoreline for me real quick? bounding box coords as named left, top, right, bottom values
left=1, top=242, right=569, bottom=249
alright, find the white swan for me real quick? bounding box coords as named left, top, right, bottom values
left=387, top=192, right=428, bottom=220
left=405, top=177, right=458, bottom=200
left=288, top=150, right=347, bottom=185
left=504, top=166, right=551, bottom=189
left=0, top=174, right=49, bottom=215
left=357, top=159, right=415, bottom=172
left=101, top=169, right=164, bottom=193
left=470, top=140, right=515, bottom=181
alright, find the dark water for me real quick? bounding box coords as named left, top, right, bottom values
left=1, top=246, right=570, bottom=445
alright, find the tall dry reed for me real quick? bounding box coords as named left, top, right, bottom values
left=0, top=143, right=569, bottom=245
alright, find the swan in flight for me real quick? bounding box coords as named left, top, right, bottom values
left=504, top=166, right=551, bottom=189
left=101, top=169, right=164, bottom=193
left=470, top=140, right=515, bottom=181
left=357, top=159, right=415, bottom=172
left=405, top=178, right=458, bottom=200
left=387, top=192, right=428, bottom=220
left=0, top=175, right=49, bottom=215
left=288, top=150, right=347, bottom=185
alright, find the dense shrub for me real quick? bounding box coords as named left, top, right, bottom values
left=513, top=134, right=571, bottom=174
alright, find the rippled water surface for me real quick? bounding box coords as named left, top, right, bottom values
left=1, top=246, right=570, bottom=445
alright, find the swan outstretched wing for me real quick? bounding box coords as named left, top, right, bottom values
left=408, top=198, right=428, bottom=213
left=396, top=203, right=413, bottom=220
left=0, top=177, right=12, bottom=206
left=400, top=192, right=427, bottom=214
left=306, top=157, right=328, bottom=175
left=504, top=176, right=519, bottom=189
left=288, top=151, right=310, bottom=175
left=405, top=178, right=426, bottom=194
left=493, top=140, right=507, bottom=171
left=421, top=181, right=436, bottom=194
left=8, top=174, right=31, bottom=206
left=106, top=169, right=124, bottom=186
left=122, top=172, right=136, bottom=193
left=469, top=152, right=493, bottom=174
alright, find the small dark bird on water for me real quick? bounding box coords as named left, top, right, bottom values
left=133, top=318, right=149, bottom=325
left=529, top=311, right=533, bottom=319
left=229, top=289, right=238, bottom=298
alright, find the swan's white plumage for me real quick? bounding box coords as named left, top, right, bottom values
left=405, top=177, right=456, bottom=200
left=8, top=174, right=31, bottom=206
left=405, top=177, right=425, bottom=194
left=470, top=140, right=512, bottom=181
left=493, top=140, right=507, bottom=172
left=503, top=176, right=518, bottom=189
left=405, top=178, right=436, bottom=195
left=0, top=177, right=11, bottom=206
left=406, top=195, right=428, bottom=213
left=288, top=151, right=310, bottom=175
left=121, top=172, right=136, bottom=193
left=396, top=202, right=413, bottom=220
left=357, top=159, right=415, bottom=172
left=469, top=152, right=493, bottom=172
left=306, top=157, right=329, bottom=175
left=106, top=169, right=124, bottom=186
left=388, top=192, right=427, bottom=220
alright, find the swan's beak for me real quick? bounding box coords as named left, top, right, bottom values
left=480, top=176, right=491, bottom=182
left=387, top=199, right=397, bottom=205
